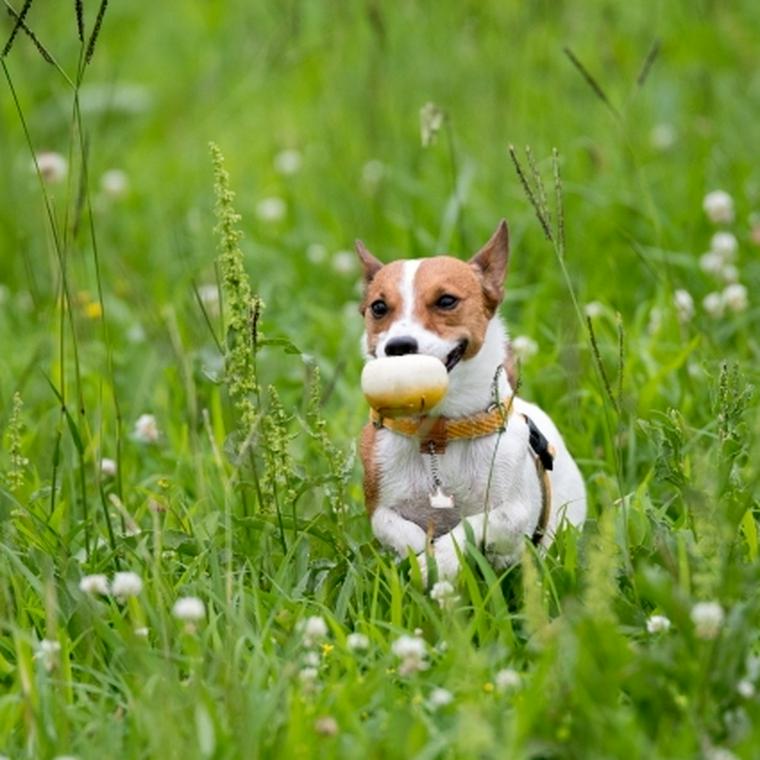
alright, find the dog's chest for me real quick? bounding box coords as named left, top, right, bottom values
left=374, top=427, right=525, bottom=517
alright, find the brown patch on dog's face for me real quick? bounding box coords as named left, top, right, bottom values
left=359, top=260, right=405, bottom=357
left=411, top=257, right=492, bottom=359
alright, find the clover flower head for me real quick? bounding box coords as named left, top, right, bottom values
left=703, top=190, right=734, bottom=224
left=111, top=571, right=143, bottom=599
left=346, top=632, right=370, bottom=652
left=274, top=149, right=302, bottom=176
left=512, top=335, right=538, bottom=361
left=494, top=668, right=521, bottom=691
left=673, top=289, right=694, bottom=323
left=79, top=574, right=110, bottom=595
left=172, top=596, right=206, bottom=622
left=33, top=151, right=67, bottom=183
left=133, top=414, right=159, bottom=443
left=690, top=601, right=725, bottom=640
left=723, top=283, right=748, bottom=313
left=255, top=196, right=286, bottom=223
left=646, top=614, right=672, bottom=634
left=301, top=615, right=328, bottom=647
left=428, top=687, right=454, bottom=709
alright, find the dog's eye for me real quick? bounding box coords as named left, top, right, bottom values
left=435, top=294, right=459, bottom=310
left=370, top=300, right=389, bottom=318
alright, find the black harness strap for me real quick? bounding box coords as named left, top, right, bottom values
left=524, top=414, right=554, bottom=471
left=522, top=413, right=555, bottom=546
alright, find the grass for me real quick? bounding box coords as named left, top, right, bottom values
left=1, top=1, right=760, bottom=757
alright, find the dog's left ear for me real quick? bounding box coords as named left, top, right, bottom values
left=355, top=240, right=383, bottom=285
left=469, top=219, right=510, bottom=314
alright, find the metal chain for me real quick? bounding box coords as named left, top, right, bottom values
left=426, top=441, right=443, bottom=490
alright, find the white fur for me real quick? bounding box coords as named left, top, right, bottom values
left=364, top=312, right=586, bottom=581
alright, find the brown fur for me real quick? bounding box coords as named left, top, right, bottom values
left=411, top=257, right=491, bottom=360
left=359, top=422, right=379, bottom=514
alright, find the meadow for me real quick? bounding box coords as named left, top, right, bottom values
left=1, top=1, right=759, bottom=758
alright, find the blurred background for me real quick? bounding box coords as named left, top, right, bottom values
left=0, top=0, right=758, bottom=483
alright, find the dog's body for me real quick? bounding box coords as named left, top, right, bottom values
left=357, top=221, right=586, bottom=579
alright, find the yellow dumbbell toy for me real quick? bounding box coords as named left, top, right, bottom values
left=361, top=354, right=449, bottom=418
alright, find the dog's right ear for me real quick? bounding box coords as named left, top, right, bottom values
left=355, top=240, right=383, bottom=285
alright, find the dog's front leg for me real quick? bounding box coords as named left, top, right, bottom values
left=419, top=501, right=536, bottom=582
left=418, top=513, right=487, bottom=582
left=371, top=506, right=429, bottom=558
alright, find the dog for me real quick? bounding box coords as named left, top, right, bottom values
left=356, top=220, right=586, bottom=581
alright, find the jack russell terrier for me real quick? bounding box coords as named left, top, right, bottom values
left=356, top=220, right=586, bottom=580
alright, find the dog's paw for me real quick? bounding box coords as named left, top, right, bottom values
left=433, top=534, right=462, bottom=580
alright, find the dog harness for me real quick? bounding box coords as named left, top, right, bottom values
left=370, top=401, right=555, bottom=545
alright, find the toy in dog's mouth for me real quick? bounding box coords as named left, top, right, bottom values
left=361, top=354, right=449, bottom=417
left=444, top=339, right=468, bottom=373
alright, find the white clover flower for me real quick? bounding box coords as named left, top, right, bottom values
left=36, top=638, right=61, bottom=671
left=673, top=289, right=694, bottom=323
left=306, top=243, right=327, bottom=264
left=303, top=651, right=320, bottom=667
left=332, top=250, right=357, bottom=275
left=512, top=335, right=538, bottom=361
left=79, top=574, right=109, bottom=595
left=705, top=748, right=739, bottom=760
left=428, top=687, right=454, bottom=709
left=703, top=190, right=735, bottom=225
left=133, top=413, right=159, bottom=443
left=100, top=458, right=117, bottom=478
left=494, top=668, right=521, bottom=691
left=710, top=232, right=738, bottom=261
left=111, top=571, right=143, bottom=599
left=172, top=596, right=205, bottom=622
left=32, top=151, right=67, bottom=183
left=430, top=580, right=459, bottom=610
left=702, top=292, right=725, bottom=319
left=646, top=614, right=672, bottom=634
left=197, top=283, right=220, bottom=315
left=392, top=634, right=428, bottom=676
left=301, top=615, right=328, bottom=646
left=274, top=149, right=302, bottom=176
left=299, top=666, right=319, bottom=683
left=650, top=123, right=676, bottom=151
left=100, top=168, right=129, bottom=198
left=255, top=196, right=286, bottom=223
left=690, top=601, right=725, bottom=640
left=392, top=635, right=427, bottom=659
left=737, top=679, right=755, bottom=699
left=723, top=283, right=748, bottom=313
left=313, top=716, right=339, bottom=736
left=361, top=159, right=385, bottom=192
left=346, top=632, right=370, bottom=652
left=699, top=251, right=724, bottom=277
left=584, top=301, right=605, bottom=319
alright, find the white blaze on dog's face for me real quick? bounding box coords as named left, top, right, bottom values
left=356, top=221, right=509, bottom=373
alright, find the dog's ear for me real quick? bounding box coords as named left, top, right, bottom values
left=355, top=240, right=383, bottom=285
left=469, top=219, right=509, bottom=314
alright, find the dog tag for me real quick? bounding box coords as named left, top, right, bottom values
left=429, top=486, right=454, bottom=510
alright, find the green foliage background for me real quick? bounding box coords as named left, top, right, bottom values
left=0, top=1, right=759, bottom=758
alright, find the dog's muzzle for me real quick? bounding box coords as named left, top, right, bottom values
left=444, top=339, right=468, bottom=372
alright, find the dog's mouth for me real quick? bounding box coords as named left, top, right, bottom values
left=444, top=339, right=468, bottom=373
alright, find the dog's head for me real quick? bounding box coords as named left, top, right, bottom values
left=356, top=221, right=509, bottom=373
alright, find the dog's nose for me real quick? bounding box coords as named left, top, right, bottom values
left=385, top=337, right=419, bottom=356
